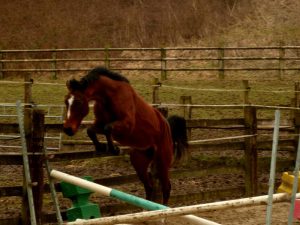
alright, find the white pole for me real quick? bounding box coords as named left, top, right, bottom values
left=51, top=170, right=220, bottom=225
left=65, top=193, right=300, bottom=225
left=51, top=170, right=112, bottom=196
left=266, top=109, right=280, bottom=225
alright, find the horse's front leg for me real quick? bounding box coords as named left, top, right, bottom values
left=104, top=130, right=120, bottom=155
left=87, top=125, right=120, bottom=155
left=87, top=125, right=107, bottom=153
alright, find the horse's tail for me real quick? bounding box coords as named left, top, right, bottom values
left=167, top=115, right=189, bottom=161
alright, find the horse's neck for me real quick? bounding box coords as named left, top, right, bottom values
left=85, top=77, right=128, bottom=102
left=85, top=89, right=103, bottom=102
left=84, top=81, right=109, bottom=101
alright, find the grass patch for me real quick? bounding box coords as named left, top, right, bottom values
left=0, top=73, right=298, bottom=122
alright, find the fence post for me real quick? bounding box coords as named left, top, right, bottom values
left=22, top=108, right=45, bottom=225
left=243, top=80, right=250, bottom=104
left=180, top=96, right=192, bottom=139
left=157, top=106, right=168, bottom=118
left=152, top=78, right=161, bottom=104
left=180, top=96, right=192, bottom=118
left=24, top=73, right=33, bottom=105
left=278, top=45, right=285, bottom=80
left=160, top=48, right=167, bottom=80
left=0, top=50, right=3, bottom=79
left=243, top=106, right=258, bottom=196
left=105, top=48, right=110, bottom=69
left=51, top=51, right=57, bottom=79
left=31, top=109, right=45, bottom=224
left=218, top=47, right=225, bottom=79
left=293, top=82, right=300, bottom=160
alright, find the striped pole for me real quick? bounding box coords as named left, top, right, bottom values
left=50, top=170, right=220, bottom=225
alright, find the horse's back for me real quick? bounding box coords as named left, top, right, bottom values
left=117, top=94, right=172, bottom=150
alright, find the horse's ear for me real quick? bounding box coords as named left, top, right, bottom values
left=66, top=79, right=81, bottom=91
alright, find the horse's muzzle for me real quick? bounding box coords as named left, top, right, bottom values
left=63, top=127, right=74, bottom=136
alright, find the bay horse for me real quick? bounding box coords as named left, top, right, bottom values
left=63, top=67, right=188, bottom=204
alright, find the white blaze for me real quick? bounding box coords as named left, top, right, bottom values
left=67, top=95, right=74, bottom=119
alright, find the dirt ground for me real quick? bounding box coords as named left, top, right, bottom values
left=68, top=202, right=298, bottom=225
left=161, top=202, right=298, bottom=225
left=197, top=202, right=296, bottom=225
left=48, top=162, right=298, bottom=225
left=0, top=128, right=297, bottom=224
left=1, top=157, right=297, bottom=225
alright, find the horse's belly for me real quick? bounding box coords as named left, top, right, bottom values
left=113, top=106, right=167, bottom=149
left=113, top=129, right=158, bottom=149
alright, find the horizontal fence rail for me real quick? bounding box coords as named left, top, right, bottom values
left=1, top=46, right=300, bottom=80
left=0, top=104, right=298, bottom=224
left=1, top=46, right=300, bottom=224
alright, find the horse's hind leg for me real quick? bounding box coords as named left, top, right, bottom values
left=130, top=149, right=154, bottom=201
left=154, top=145, right=172, bottom=205
left=155, top=161, right=171, bottom=205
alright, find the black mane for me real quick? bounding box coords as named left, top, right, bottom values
left=79, top=67, right=129, bottom=89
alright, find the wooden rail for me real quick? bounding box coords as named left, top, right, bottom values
left=1, top=46, right=300, bottom=224
left=1, top=46, right=300, bottom=80
left=0, top=105, right=298, bottom=224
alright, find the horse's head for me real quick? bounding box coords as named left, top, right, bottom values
left=63, top=79, right=89, bottom=136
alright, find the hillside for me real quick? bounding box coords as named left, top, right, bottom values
left=0, top=0, right=300, bottom=49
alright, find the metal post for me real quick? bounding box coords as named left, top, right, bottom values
left=266, top=110, right=281, bottom=225
left=17, top=101, right=37, bottom=225
left=44, top=148, right=63, bottom=224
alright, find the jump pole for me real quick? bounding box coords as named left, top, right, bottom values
left=50, top=169, right=220, bottom=225
left=60, top=190, right=300, bottom=225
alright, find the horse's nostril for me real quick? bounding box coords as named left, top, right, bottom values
left=63, top=127, right=74, bottom=136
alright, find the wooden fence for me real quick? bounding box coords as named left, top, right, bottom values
left=1, top=46, right=300, bottom=224
left=0, top=104, right=298, bottom=224
left=1, top=46, right=300, bottom=80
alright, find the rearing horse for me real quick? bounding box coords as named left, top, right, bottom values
left=63, top=67, right=188, bottom=204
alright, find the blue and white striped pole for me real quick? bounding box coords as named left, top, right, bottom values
left=50, top=170, right=220, bottom=225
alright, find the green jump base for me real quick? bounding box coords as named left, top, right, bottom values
left=66, top=203, right=101, bottom=222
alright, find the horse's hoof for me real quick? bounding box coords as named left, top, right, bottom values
left=110, top=146, right=120, bottom=155
left=95, top=143, right=107, bottom=153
